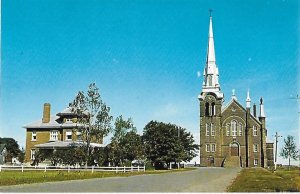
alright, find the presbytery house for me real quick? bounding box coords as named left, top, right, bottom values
left=199, top=15, right=274, bottom=167
left=23, top=103, right=103, bottom=164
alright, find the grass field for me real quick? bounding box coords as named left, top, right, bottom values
left=227, top=167, right=300, bottom=192
left=0, top=168, right=194, bottom=186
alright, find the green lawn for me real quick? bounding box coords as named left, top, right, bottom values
left=0, top=168, right=194, bottom=186
left=227, top=167, right=300, bottom=192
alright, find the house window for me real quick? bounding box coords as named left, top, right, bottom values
left=231, top=120, right=237, bottom=136
left=50, top=130, right=58, bottom=141
left=32, top=131, right=37, bottom=141
left=206, top=124, right=210, bottom=136
left=254, top=159, right=258, bottom=166
left=226, top=124, right=230, bottom=136
left=66, top=131, right=72, bottom=141
left=77, top=131, right=82, bottom=141
left=211, top=144, right=216, bottom=152
left=238, top=123, right=243, bottom=136
left=211, top=124, right=215, bottom=136
left=253, top=144, right=259, bottom=152
left=253, top=126, right=258, bottom=136
left=206, top=144, right=210, bottom=152
left=31, top=149, right=36, bottom=160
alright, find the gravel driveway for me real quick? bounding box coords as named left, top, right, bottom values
left=0, top=167, right=241, bottom=192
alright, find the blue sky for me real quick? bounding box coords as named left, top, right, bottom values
left=1, top=0, right=299, bottom=165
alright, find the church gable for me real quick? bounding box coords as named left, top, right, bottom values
left=222, top=99, right=245, bottom=115
left=221, top=99, right=261, bottom=125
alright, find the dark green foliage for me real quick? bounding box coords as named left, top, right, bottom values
left=0, top=137, right=21, bottom=162
left=119, top=131, right=145, bottom=162
left=17, top=147, right=25, bottom=164
left=108, top=116, right=144, bottom=166
left=143, top=121, right=199, bottom=169
left=92, top=147, right=110, bottom=166
left=33, top=145, right=86, bottom=167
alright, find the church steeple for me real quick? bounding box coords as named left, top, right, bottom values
left=201, top=12, right=222, bottom=99
left=246, top=89, right=251, bottom=108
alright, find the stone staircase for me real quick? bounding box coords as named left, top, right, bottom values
left=224, top=156, right=241, bottom=168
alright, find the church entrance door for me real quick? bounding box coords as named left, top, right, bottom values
left=230, top=143, right=239, bottom=156
left=207, top=156, right=214, bottom=166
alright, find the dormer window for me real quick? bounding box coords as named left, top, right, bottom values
left=65, top=118, right=73, bottom=123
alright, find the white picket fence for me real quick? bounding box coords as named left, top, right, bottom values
left=0, top=165, right=145, bottom=173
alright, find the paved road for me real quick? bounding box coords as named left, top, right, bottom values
left=0, top=167, right=241, bottom=192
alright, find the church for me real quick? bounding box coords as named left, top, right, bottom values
left=199, top=15, right=274, bottom=168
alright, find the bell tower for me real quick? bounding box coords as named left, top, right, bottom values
left=199, top=12, right=224, bottom=166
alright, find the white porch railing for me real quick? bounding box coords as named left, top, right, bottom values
left=0, top=165, right=145, bottom=173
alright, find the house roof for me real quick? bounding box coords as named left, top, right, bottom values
left=56, top=107, right=75, bottom=116
left=23, top=116, right=83, bottom=128
left=23, top=116, right=61, bottom=129
left=0, top=144, right=6, bottom=152
left=34, top=141, right=104, bottom=149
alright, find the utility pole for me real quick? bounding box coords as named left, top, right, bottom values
left=274, top=132, right=282, bottom=171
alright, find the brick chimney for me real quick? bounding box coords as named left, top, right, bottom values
left=42, top=103, right=51, bottom=123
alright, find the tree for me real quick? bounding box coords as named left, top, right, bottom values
left=17, top=147, right=25, bottom=164
left=108, top=115, right=137, bottom=166
left=33, top=145, right=86, bottom=167
left=143, top=121, right=198, bottom=169
left=69, top=83, right=113, bottom=165
left=119, top=131, right=145, bottom=162
left=280, top=135, right=298, bottom=170
left=92, top=147, right=110, bottom=166
left=0, top=137, right=21, bottom=162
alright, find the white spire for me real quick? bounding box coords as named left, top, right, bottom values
left=246, top=89, right=251, bottom=108
left=232, top=89, right=237, bottom=101
left=202, top=13, right=221, bottom=95
left=207, top=16, right=216, bottom=63
left=259, top=97, right=266, bottom=117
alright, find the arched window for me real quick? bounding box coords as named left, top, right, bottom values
left=226, top=124, right=230, bottom=136
left=205, top=102, right=210, bottom=116
left=206, top=123, right=210, bottom=136
left=238, top=123, right=243, bottom=136
left=231, top=120, right=237, bottom=136
left=211, top=102, right=215, bottom=116
left=211, top=124, right=215, bottom=136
